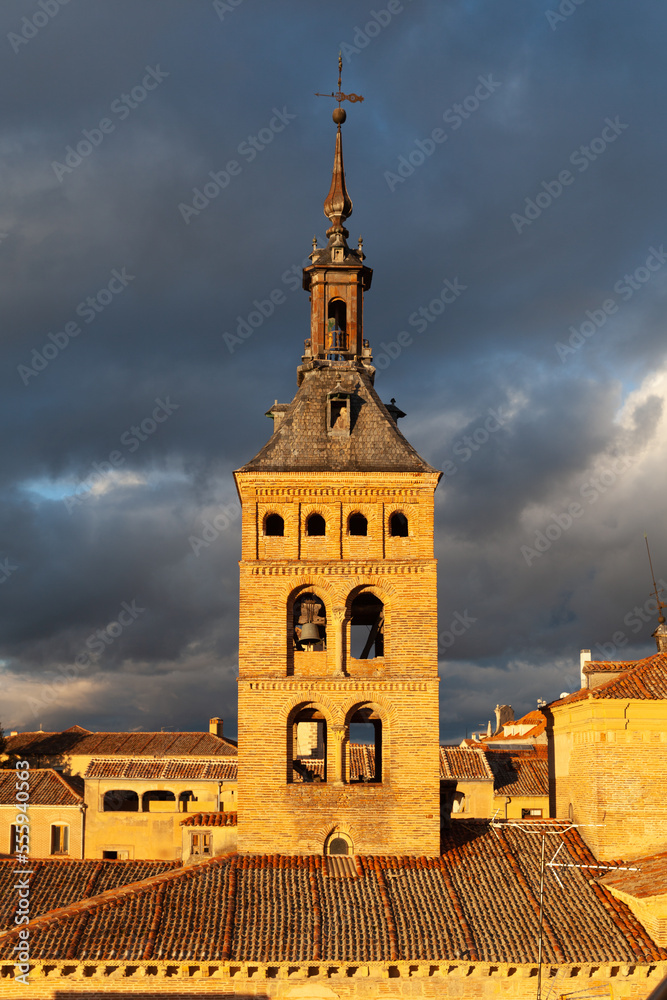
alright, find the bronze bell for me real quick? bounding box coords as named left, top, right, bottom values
left=300, top=622, right=320, bottom=646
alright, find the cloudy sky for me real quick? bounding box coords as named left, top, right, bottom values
left=1, top=0, right=666, bottom=742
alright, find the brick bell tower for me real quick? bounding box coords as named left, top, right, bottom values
left=234, top=76, right=442, bottom=856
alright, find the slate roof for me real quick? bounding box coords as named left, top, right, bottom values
left=237, top=365, right=439, bottom=474
left=0, top=858, right=178, bottom=931
left=85, top=758, right=238, bottom=780
left=0, top=768, right=83, bottom=806
left=552, top=653, right=667, bottom=706
left=0, top=822, right=663, bottom=963
left=180, top=812, right=237, bottom=827
left=5, top=729, right=237, bottom=758
left=484, top=747, right=549, bottom=797
left=600, top=851, right=667, bottom=899
left=440, top=746, right=494, bottom=780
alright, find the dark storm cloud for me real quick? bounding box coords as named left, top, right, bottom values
left=1, top=0, right=666, bottom=741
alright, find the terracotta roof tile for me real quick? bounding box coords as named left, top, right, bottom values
left=600, top=851, right=667, bottom=900
left=440, top=746, right=494, bottom=780
left=0, top=768, right=83, bottom=805
left=6, top=729, right=237, bottom=758
left=551, top=653, right=667, bottom=706
left=180, top=812, right=237, bottom=827
left=1, top=822, right=662, bottom=963
left=85, top=758, right=238, bottom=780
left=483, top=747, right=550, bottom=796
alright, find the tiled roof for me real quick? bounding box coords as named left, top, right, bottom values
left=85, top=758, right=238, bottom=780
left=0, top=822, right=662, bottom=963
left=294, top=744, right=376, bottom=782
left=237, top=366, right=438, bottom=474
left=440, top=746, right=493, bottom=780
left=0, top=768, right=83, bottom=806
left=600, top=851, right=667, bottom=900
left=583, top=660, right=631, bottom=672
left=484, top=747, right=549, bottom=796
left=0, top=859, right=178, bottom=931
left=484, top=710, right=547, bottom=742
left=180, top=812, right=237, bottom=827
left=5, top=729, right=237, bottom=758
left=552, top=653, right=667, bottom=706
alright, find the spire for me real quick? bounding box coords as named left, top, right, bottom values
left=316, top=53, right=364, bottom=249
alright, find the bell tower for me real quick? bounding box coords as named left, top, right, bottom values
left=235, top=70, right=442, bottom=856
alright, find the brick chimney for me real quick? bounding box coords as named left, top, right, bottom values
left=580, top=649, right=592, bottom=688
left=209, top=717, right=224, bottom=737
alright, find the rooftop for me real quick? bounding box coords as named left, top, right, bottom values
left=0, top=821, right=661, bottom=963
left=0, top=768, right=83, bottom=806
left=4, top=728, right=237, bottom=759
left=85, top=758, right=238, bottom=780
left=552, top=652, right=667, bottom=706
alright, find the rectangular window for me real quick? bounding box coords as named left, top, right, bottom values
left=9, top=824, right=17, bottom=854
left=50, top=824, right=69, bottom=854
left=521, top=808, right=543, bottom=818
left=190, top=832, right=211, bottom=856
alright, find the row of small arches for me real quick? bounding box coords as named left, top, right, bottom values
left=265, top=511, right=409, bottom=538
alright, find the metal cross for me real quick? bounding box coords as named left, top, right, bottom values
left=315, top=52, right=364, bottom=105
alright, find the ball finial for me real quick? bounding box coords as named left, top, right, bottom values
left=332, top=107, right=346, bottom=125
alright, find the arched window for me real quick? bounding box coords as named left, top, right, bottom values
left=178, top=791, right=196, bottom=812
left=389, top=511, right=408, bottom=537
left=265, top=513, right=284, bottom=536
left=326, top=298, right=347, bottom=356
left=103, top=790, right=139, bottom=812
left=293, top=592, right=326, bottom=651
left=348, top=704, right=382, bottom=783
left=306, top=513, right=326, bottom=536
left=348, top=512, right=367, bottom=536
left=350, top=593, right=384, bottom=659
left=142, top=790, right=176, bottom=813
left=324, top=830, right=354, bottom=855
left=289, top=704, right=327, bottom=783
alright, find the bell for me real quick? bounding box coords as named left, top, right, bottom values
left=300, top=622, right=320, bottom=646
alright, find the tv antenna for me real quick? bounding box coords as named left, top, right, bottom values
left=644, top=533, right=665, bottom=623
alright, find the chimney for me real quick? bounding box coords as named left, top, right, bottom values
left=209, top=717, right=224, bottom=738
left=580, top=649, right=592, bottom=689
left=494, top=704, right=514, bottom=735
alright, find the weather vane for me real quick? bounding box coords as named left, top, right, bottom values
left=315, top=52, right=364, bottom=105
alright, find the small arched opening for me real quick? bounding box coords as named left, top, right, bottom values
left=349, top=592, right=384, bottom=659
left=306, top=513, right=326, bottom=536
left=326, top=298, right=347, bottom=356
left=142, top=790, right=176, bottom=813
left=103, top=790, right=139, bottom=812
left=347, top=704, right=382, bottom=783
left=178, top=790, right=197, bottom=812
left=348, top=512, right=367, bottom=536
left=293, top=592, right=327, bottom=651
left=389, top=511, right=408, bottom=537
left=324, top=829, right=354, bottom=855
left=264, top=513, right=284, bottom=537
left=289, top=703, right=328, bottom=783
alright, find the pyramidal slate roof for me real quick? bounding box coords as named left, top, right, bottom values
left=237, top=366, right=439, bottom=474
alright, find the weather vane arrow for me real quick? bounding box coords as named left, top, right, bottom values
left=315, top=52, right=364, bottom=105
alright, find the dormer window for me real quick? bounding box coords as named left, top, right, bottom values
left=327, top=383, right=351, bottom=438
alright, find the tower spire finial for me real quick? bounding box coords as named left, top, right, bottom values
left=315, top=54, right=364, bottom=248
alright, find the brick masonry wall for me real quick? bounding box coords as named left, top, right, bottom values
left=0, top=806, right=82, bottom=860
left=552, top=700, right=667, bottom=860
left=235, top=471, right=442, bottom=857
left=0, top=960, right=664, bottom=998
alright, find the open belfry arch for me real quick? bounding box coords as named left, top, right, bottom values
left=234, top=64, right=442, bottom=856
